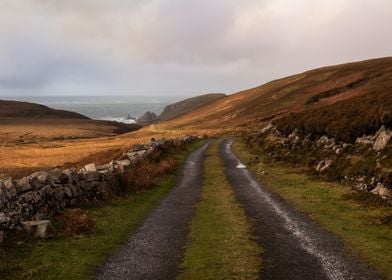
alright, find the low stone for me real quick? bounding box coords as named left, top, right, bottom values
left=63, top=186, right=73, bottom=197
left=80, top=163, right=97, bottom=173
left=371, top=183, right=392, bottom=200
left=373, top=128, right=392, bottom=151
left=316, top=159, right=333, bottom=173
left=2, top=178, right=17, bottom=198
left=15, top=177, right=32, bottom=193
left=260, top=123, right=274, bottom=134
left=84, top=171, right=101, bottom=182
left=115, top=159, right=131, bottom=167
left=97, top=163, right=114, bottom=173
left=28, top=171, right=49, bottom=183
left=21, top=220, right=55, bottom=239
left=0, top=213, right=9, bottom=225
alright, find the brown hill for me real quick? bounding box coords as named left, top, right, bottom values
left=0, top=100, right=89, bottom=119
left=158, top=93, right=226, bottom=121
left=161, top=57, right=392, bottom=138
left=0, top=100, right=140, bottom=143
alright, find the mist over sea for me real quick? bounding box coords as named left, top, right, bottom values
left=4, top=95, right=185, bottom=123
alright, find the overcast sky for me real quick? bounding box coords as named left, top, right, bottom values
left=0, top=0, right=391, bottom=97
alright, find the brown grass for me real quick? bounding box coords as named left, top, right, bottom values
left=0, top=127, right=206, bottom=179
left=61, top=208, right=95, bottom=236
left=159, top=57, right=392, bottom=132
left=119, top=157, right=177, bottom=191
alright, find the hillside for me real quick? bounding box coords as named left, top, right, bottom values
left=158, top=93, right=226, bottom=121
left=161, top=57, right=392, bottom=136
left=0, top=100, right=89, bottom=119
left=0, top=100, right=140, bottom=144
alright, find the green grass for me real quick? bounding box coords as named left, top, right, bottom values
left=233, top=139, right=392, bottom=279
left=1, top=141, right=205, bottom=280
left=178, top=141, right=262, bottom=280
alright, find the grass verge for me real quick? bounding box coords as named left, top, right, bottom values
left=233, top=139, right=392, bottom=279
left=178, top=140, right=262, bottom=280
left=1, top=140, right=205, bottom=280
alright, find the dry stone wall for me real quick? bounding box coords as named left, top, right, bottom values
left=248, top=124, right=392, bottom=202
left=0, top=136, right=198, bottom=234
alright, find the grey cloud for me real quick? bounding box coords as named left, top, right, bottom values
left=0, top=0, right=391, bottom=96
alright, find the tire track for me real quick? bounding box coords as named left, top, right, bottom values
left=221, top=139, right=384, bottom=280
left=96, top=142, right=210, bottom=280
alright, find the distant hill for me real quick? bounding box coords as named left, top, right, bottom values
left=0, top=100, right=89, bottom=119
left=161, top=57, right=392, bottom=140
left=136, top=111, right=158, bottom=125
left=0, top=100, right=140, bottom=142
left=158, top=93, right=226, bottom=121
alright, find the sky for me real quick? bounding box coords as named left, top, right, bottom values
left=0, top=0, right=391, bottom=97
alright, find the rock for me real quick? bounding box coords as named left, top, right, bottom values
left=260, top=123, right=274, bottom=134
left=371, top=183, right=392, bottom=200
left=21, top=220, right=55, bottom=239
left=80, top=163, right=97, bottom=173
left=28, top=171, right=49, bottom=183
left=355, top=135, right=374, bottom=146
left=97, top=163, right=114, bottom=174
left=136, top=111, right=158, bottom=125
left=15, top=177, right=32, bottom=193
left=373, top=127, right=392, bottom=151
left=83, top=171, right=101, bottom=182
left=0, top=213, right=9, bottom=226
left=316, top=159, right=333, bottom=173
left=2, top=178, right=17, bottom=198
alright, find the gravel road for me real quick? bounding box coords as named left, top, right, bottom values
left=96, top=142, right=210, bottom=280
left=220, top=139, right=384, bottom=280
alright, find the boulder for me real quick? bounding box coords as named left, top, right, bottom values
left=373, top=127, right=392, bottom=151
left=260, top=123, right=274, bottom=134
left=2, top=178, right=17, bottom=198
left=80, top=163, right=97, bottom=173
left=316, top=159, right=333, bottom=173
left=21, top=220, right=55, bottom=239
left=28, top=171, right=50, bottom=189
left=370, top=183, right=392, bottom=200
left=15, top=177, right=32, bottom=193
left=0, top=213, right=10, bottom=227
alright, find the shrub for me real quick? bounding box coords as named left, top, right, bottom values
left=61, top=208, right=95, bottom=236
left=119, top=157, right=177, bottom=192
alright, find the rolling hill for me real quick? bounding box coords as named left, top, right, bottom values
left=160, top=57, right=392, bottom=139
left=158, top=93, right=226, bottom=121
left=0, top=100, right=140, bottom=143
left=0, top=100, right=89, bottom=119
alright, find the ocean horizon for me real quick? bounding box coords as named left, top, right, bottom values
left=1, top=95, right=186, bottom=123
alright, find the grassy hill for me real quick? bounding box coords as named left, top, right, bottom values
left=161, top=57, right=392, bottom=138
left=158, top=93, right=226, bottom=121
left=0, top=100, right=89, bottom=119
left=0, top=100, right=140, bottom=144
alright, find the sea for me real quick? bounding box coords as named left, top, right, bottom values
left=4, top=95, right=185, bottom=124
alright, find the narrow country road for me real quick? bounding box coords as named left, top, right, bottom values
left=96, top=142, right=210, bottom=280
left=220, top=139, right=384, bottom=280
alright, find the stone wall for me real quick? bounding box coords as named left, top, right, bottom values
left=0, top=136, right=198, bottom=234
left=247, top=124, right=392, bottom=202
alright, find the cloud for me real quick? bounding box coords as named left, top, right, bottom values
left=0, top=0, right=391, bottom=96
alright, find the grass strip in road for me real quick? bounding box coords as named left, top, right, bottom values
left=1, top=140, right=205, bottom=280
left=233, top=139, right=392, bottom=279
left=178, top=141, right=262, bottom=280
